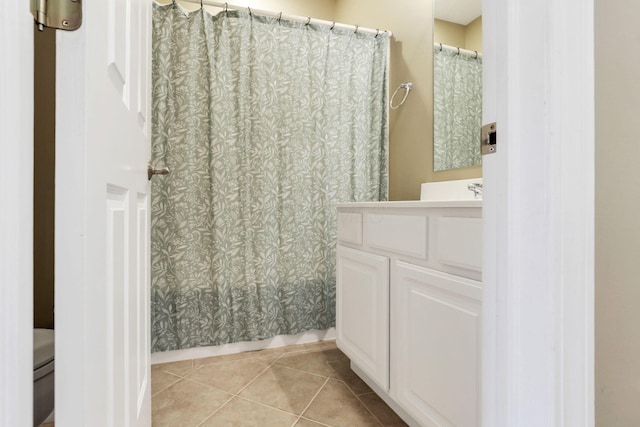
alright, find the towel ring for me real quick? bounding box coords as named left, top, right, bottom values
left=390, top=82, right=413, bottom=110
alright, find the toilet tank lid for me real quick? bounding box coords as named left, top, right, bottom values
left=33, top=328, right=54, bottom=370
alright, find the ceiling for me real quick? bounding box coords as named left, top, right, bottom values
left=433, top=0, right=482, bottom=26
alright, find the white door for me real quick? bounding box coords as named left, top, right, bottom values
left=0, top=4, right=34, bottom=426
left=55, top=0, right=152, bottom=425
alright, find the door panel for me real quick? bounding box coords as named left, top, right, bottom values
left=394, top=262, right=481, bottom=427
left=56, top=0, right=151, bottom=424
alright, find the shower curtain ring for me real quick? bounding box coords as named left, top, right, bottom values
left=354, top=25, right=359, bottom=34
left=200, top=0, right=203, bottom=9
left=224, top=2, right=228, bottom=14
left=330, top=21, right=335, bottom=30
left=375, top=29, right=380, bottom=38
left=247, top=7, right=252, bottom=17
left=439, top=43, right=443, bottom=51
left=306, top=17, right=311, bottom=26
left=277, top=12, right=282, bottom=23
left=475, top=50, right=478, bottom=59
left=457, top=47, right=460, bottom=55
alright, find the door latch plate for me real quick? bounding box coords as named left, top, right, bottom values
left=481, top=122, right=497, bottom=155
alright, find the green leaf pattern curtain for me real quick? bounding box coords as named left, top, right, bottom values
left=433, top=47, right=482, bottom=171
left=151, top=3, right=389, bottom=352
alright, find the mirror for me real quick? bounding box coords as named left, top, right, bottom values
left=433, top=0, right=483, bottom=172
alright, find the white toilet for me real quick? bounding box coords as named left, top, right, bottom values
left=33, top=329, right=54, bottom=426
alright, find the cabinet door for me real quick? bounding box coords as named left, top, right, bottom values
left=393, top=262, right=482, bottom=427
left=336, top=245, right=389, bottom=391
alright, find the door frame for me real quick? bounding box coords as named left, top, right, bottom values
left=0, top=3, right=34, bottom=426
left=482, top=0, right=594, bottom=425
left=1, top=0, right=596, bottom=425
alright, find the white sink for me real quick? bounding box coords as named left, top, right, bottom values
left=420, top=178, right=483, bottom=201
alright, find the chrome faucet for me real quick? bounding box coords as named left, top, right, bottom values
left=467, top=183, right=483, bottom=199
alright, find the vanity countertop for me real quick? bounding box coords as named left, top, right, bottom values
left=334, top=200, right=482, bottom=209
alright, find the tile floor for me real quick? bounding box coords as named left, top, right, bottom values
left=152, top=340, right=408, bottom=427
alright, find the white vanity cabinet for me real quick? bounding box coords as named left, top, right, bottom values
left=335, top=201, right=482, bottom=427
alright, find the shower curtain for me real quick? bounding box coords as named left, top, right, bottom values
left=433, top=47, right=483, bottom=171
left=151, top=3, right=389, bottom=352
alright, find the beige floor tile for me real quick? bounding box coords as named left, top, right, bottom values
left=329, top=358, right=373, bottom=396
left=358, top=393, right=408, bottom=427
left=186, top=358, right=271, bottom=394
left=306, top=347, right=348, bottom=363
left=193, top=350, right=254, bottom=367
left=152, top=359, right=197, bottom=377
left=251, top=344, right=307, bottom=358
left=294, top=417, right=331, bottom=427
left=152, top=379, right=232, bottom=427
left=276, top=351, right=339, bottom=377
left=251, top=353, right=283, bottom=364
left=151, top=345, right=404, bottom=427
left=200, top=396, right=298, bottom=427
left=239, top=364, right=326, bottom=415
left=302, top=379, right=381, bottom=427
left=151, top=370, right=182, bottom=396
left=302, top=340, right=337, bottom=351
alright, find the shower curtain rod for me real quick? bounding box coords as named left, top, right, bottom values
left=177, top=0, right=392, bottom=37
left=434, top=42, right=483, bottom=59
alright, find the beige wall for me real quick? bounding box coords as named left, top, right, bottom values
left=595, top=0, right=640, bottom=424
left=434, top=17, right=482, bottom=53
left=33, top=26, right=56, bottom=329
left=173, top=0, right=337, bottom=20
left=434, top=19, right=466, bottom=48
left=464, top=16, right=482, bottom=53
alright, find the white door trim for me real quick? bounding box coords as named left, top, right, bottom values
left=55, top=25, right=89, bottom=425
left=0, top=4, right=34, bottom=427
left=482, top=0, right=594, bottom=425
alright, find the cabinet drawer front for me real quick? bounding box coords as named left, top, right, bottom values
left=436, top=217, right=482, bottom=273
left=366, top=214, right=428, bottom=259
left=337, top=212, right=363, bottom=245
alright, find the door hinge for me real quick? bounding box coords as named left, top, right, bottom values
left=481, top=122, right=497, bottom=155
left=31, top=0, right=82, bottom=32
